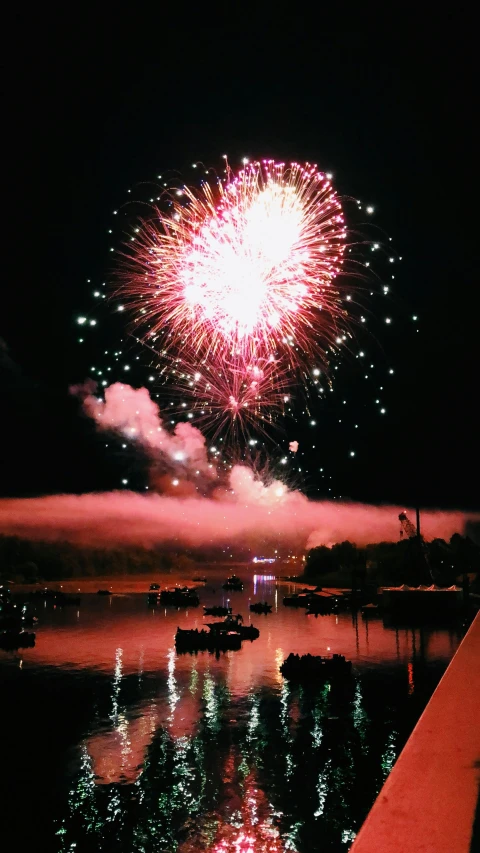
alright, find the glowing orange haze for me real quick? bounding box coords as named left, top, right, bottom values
left=0, top=491, right=475, bottom=549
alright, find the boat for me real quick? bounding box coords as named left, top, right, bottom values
left=149, top=583, right=160, bottom=591
left=192, top=576, right=207, bottom=584
left=280, top=653, right=352, bottom=682
left=28, top=588, right=74, bottom=604
left=26, top=589, right=80, bottom=606
left=381, top=585, right=463, bottom=619
left=159, top=587, right=200, bottom=607
left=97, top=589, right=112, bottom=596
left=222, top=575, right=244, bottom=591
left=205, top=614, right=259, bottom=641
left=175, top=627, right=242, bottom=653
left=306, top=591, right=338, bottom=615
left=203, top=605, right=232, bottom=616
left=0, top=614, right=38, bottom=630
left=236, top=624, right=260, bottom=640
left=249, top=602, right=272, bottom=614
left=0, top=630, right=36, bottom=651
left=361, top=603, right=381, bottom=618
left=29, top=588, right=57, bottom=599
left=283, top=592, right=317, bottom=608
left=0, top=596, right=39, bottom=629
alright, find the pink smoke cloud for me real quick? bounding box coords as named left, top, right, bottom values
left=72, top=382, right=303, bottom=502
left=0, top=491, right=475, bottom=550
left=29, top=381, right=471, bottom=551
left=228, top=465, right=305, bottom=507
left=73, top=382, right=214, bottom=475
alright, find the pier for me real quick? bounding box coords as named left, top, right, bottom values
left=350, top=613, right=480, bottom=852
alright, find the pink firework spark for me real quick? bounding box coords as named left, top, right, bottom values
left=166, top=354, right=293, bottom=441
left=120, top=160, right=348, bottom=371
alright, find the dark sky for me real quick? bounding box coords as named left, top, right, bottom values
left=2, top=10, right=478, bottom=508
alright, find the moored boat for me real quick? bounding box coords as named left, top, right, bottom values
left=160, top=587, right=200, bottom=607
left=175, top=627, right=241, bottom=653
left=306, top=591, right=338, bottom=615
left=283, top=592, right=318, bottom=608
left=203, top=605, right=232, bottom=616
left=361, top=603, right=381, bottom=618
left=249, top=602, right=272, bottom=614
left=222, top=575, right=244, bottom=591
left=0, top=630, right=36, bottom=651
left=206, top=614, right=259, bottom=641
left=280, top=653, right=352, bottom=682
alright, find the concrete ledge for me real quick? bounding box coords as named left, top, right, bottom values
left=350, top=612, right=480, bottom=853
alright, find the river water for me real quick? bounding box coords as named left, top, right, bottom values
left=0, top=571, right=463, bottom=852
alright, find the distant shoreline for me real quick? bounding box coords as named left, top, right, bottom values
left=5, top=565, right=291, bottom=595
left=5, top=568, right=308, bottom=595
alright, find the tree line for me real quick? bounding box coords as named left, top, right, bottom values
left=0, top=534, right=195, bottom=582
left=304, top=534, right=480, bottom=587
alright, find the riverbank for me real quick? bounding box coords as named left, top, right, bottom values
left=4, top=564, right=259, bottom=595
left=5, top=572, right=208, bottom=595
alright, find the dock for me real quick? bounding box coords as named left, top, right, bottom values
left=350, top=612, right=480, bottom=852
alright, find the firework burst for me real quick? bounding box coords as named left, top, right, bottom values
left=165, top=353, right=294, bottom=441
left=76, top=156, right=409, bottom=489
left=119, top=160, right=349, bottom=372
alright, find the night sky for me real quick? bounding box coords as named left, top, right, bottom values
left=2, top=11, right=477, bottom=509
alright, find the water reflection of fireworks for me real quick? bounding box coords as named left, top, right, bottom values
left=179, top=756, right=288, bottom=853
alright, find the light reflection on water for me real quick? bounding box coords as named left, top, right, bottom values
left=0, top=572, right=463, bottom=852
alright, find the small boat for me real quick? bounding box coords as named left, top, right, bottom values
left=206, top=615, right=259, bottom=641
left=306, top=592, right=338, bottom=615
left=160, top=587, right=200, bottom=607
left=0, top=599, right=39, bottom=629
left=280, top=653, right=352, bottom=682
left=0, top=630, right=36, bottom=651
left=97, top=589, right=112, bottom=596
left=236, top=624, right=260, bottom=641
left=175, top=627, right=241, bottom=653
left=26, top=589, right=80, bottom=606
left=361, top=603, right=381, bottom=618
left=0, top=614, right=38, bottom=631
left=203, top=605, right=232, bottom=616
left=29, top=588, right=58, bottom=599
left=249, top=602, right=272, bottom=614
left=222, top=575, right=244, bottom=591
left=28, top=588, right=71, bottom=604
left=283, top=592, right=315, bottom=607
left=22, top=614, right=39, bottom=625
left=149, top=583, right=160, bottom=591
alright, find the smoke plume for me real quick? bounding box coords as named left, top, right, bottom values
left=0, top=491, right=475, bottom=550
left=71, top=381, right=217, bottom=491
left=0, top=381, right=460, bottom=552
